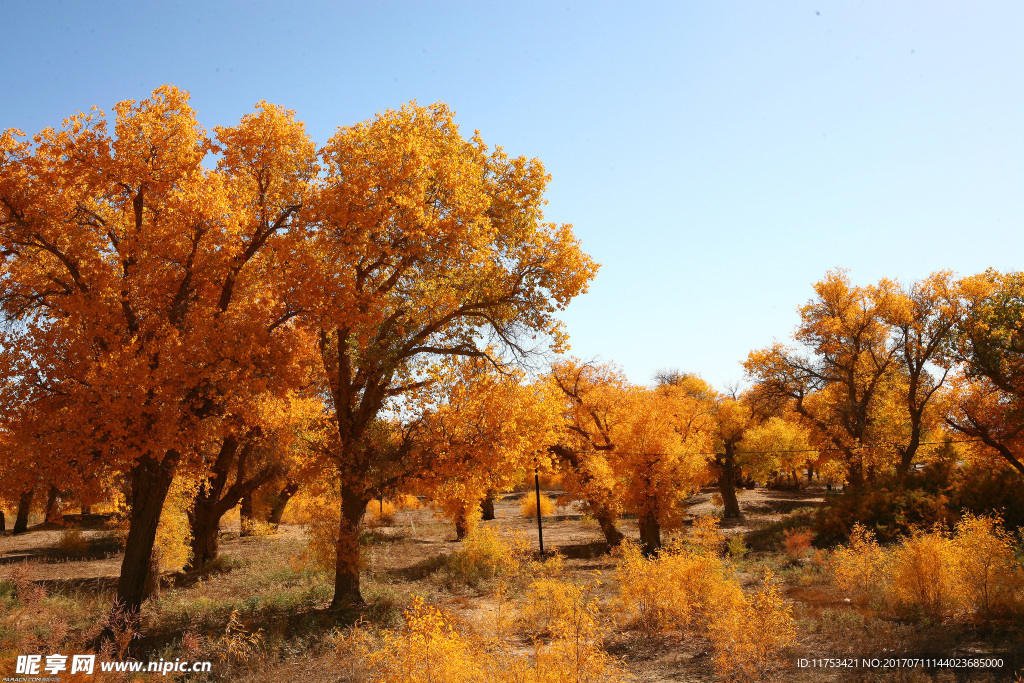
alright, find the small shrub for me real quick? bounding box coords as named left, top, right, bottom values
left=782, top=529, right=813, bottom=560
left=365, top=499, right=397, bottom=527
left=707, top=571, right=796, bottom=683
left=517, top=578, right=598, bottom=641
left=519, top=493, right=554, bottom=519
left=55, top=529, right=91, bottom=557
left=217, top=609, right=264, bottom=664
left=439, top=527, right=531, bottom=588
left=616, top=538, right=795, bottom=681
left=353, top=595, right=628, bottom=683
left=829, top=514, right=1024, bottom=622
left=727, top=535, right=749, bottom=559
left=240, top=518, right=278, bottom=537
left=688, top=514, right=726, bottom=555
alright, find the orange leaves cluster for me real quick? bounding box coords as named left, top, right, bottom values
left=0, top=86, right=317, bottom=484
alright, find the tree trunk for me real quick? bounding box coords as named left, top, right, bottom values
left=13, top=489, right=33, bottom=534
left=81, top=504, right=92, bottom=515
left=806, top=461, right=814, bottom=484
left=266, top=480, right=300, bottom=526
left=593, top=506, right=624, bottom=547
left=239, top=494, right=255, bottom=536
left=187, top=499, right=221, bottom=571
left=480, top=491, right=496, bottom=521
left=115, top=451, right=179, bottom=615
left=330, top=485, right=369, bottom=609
left=454, top=515, right=469, bottom=541
left=44, top=485, right=61, bottom=523
left=717, top=448, right=743, bottom=520
left=143, top=550, right=161, bottom=601
left=639, top=514, right=661, bottom=557
left=0, top=510, right=5, bottom=533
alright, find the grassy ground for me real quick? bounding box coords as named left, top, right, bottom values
left=2, top=488, right=1023, bottom=682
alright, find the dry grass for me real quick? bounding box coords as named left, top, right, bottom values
left=2, top=487, right=1022, bottom=682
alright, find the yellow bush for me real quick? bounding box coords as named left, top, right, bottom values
left=350, top=595, right=629, bottom=683
left=302, top=496, right=344, bottom=574
left=240, top=518, right=278, bottom=537
left=688, top=514, right=726, bottom=555
left=707, top=571, right=796, bottom=682
left=366, top=499, right=397, bottom=527
left=519, top=492, right=555, bottom=518
left=154, top=475, right=197, bottom=573
left=617, top=540, right=728, bottom=633
left=951, top=514, right=1024, bottom=619
left=831, top=515, right=1024, bottom=622
left=441, top=527, right=531, bottom=586
left=617, top=536, right=795, bottom=681
left=517, top=577, right=598, bottom=641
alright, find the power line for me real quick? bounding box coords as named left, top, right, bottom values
left=558, top=433, right=1024, bottom=459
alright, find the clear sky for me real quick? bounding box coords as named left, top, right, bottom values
left=3, top=1, right=1021, bottom=390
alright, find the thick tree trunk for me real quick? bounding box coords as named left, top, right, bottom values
left=44, top=485, right=61, bottom=523
left=480, top=491, right=496, bottom=521
left=239, top=495, right=255, bottom=536
left=330, top=485, right=369, bottom=609
left=454, top=515, right=469, bottom=541
left=115, top=451, right=179, bottom=615
left=81, top=504, right=92, bottom=515
left=13, top=489, right=33, bottom=534
left=187, top=437, right=278, bottom=567
left=187, top=499, right=222, bottom=570
left=594, top=506, right=624, bottom=547
left=0, top=510, right=5, bottom=533
left=806, top=461, right=814, bottom=484
left=638, top=514, right=661, bottom=557
left=266, top=480, right=300, bottom=526
left=717, top=447, right=743, bottom=520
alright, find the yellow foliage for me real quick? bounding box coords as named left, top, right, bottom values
left=366, top=499, right=397, bottom=526
left=616, top=536, right=795, bottom=681
left=154, top=475, right=197, bottom=573
left=831, top=515, right=1024, bottom=621
left=517, top=578, right=599, bottom=641
left=520, top=492, right=555, bottom=519
left=347, top=596, right=630, bottom=683
left=395, top=493, right=422, bottom=510
left=707, top=571, right=796, bottom=683
left=218, top=609, right=264, bottom=664
left=688, top=514, right=727, bottom=554
left=301, top=496, right=345, bottom=575
left=442, top=526, right=532, bottom=586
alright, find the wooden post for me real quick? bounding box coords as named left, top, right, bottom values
left=534, top=468, right=544, bottom=554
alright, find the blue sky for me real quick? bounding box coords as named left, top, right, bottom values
left=3, top=1, right=1021, bottom=389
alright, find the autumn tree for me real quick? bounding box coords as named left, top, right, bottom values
left=0, top=88, right=315, bottom=614
left=876, top=272, right=962, bottom=475
left=295, top=103, right=597, bottom=607
left=550, top=360, right=714, bottom=555
left=416, top=356, right=558, bottom=539
left=942, top=271, right=1024, bottom=478
left=548, top=359, right=631, bottom=547
left=745, top=271, right=901, bottom=486
left=185, top=392, right=323, bottom=569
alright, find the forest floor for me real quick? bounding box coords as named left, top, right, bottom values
left=2, top=487, right=1023, bottom=682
